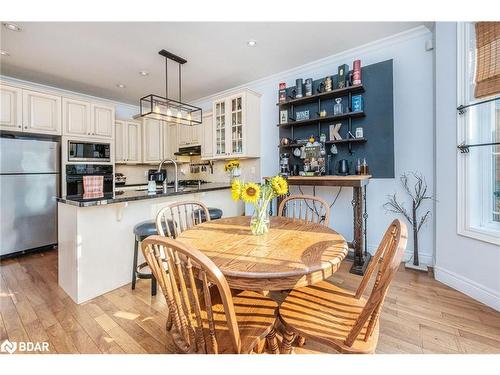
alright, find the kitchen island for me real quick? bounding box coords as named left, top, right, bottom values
left=56, top=183, right=242, bottom=304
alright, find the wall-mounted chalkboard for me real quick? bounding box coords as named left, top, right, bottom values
left=278, top=59, right=394, bottom=178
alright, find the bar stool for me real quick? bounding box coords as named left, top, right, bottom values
left=132, top=219, right=174, bottom=296
left=193, top=207, right=223, bottom=223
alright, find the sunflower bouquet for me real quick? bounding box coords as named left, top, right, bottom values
left=231, top=175, right=288, bottom=235
left=224, top=159, right=240, bottom=180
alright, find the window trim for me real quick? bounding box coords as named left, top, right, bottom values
left=456, top=22, right=500, bottom=246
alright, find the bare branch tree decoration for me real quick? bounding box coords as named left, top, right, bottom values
left=384, top=172, right=433, bottom=266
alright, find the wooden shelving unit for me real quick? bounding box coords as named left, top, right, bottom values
left=276, top=84, right=365, bottom=107
left=278, top=143, right=305, bottom=148
left=277, top=111, right=365, bottom=128
left=325, top=137, right=367, bottom=145
left=277, top=82, right=366, bottom=154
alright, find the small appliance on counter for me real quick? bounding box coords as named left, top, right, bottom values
left=280, top=153, right=290, bottom=177
left=115, top=173, right=127, bottom=186
left=148, top=169, right=167, bottom=184
left=337, top=159, right=351, bottom=176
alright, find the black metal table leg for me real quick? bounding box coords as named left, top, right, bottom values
left=349, top=185, right=371, bottom=275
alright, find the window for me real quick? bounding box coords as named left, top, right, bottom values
left=457, top=22, right=500, bottom=245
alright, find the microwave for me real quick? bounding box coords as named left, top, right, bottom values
left=68, top=140, right=111, bottom=162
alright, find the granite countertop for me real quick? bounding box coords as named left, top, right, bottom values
left=56, top=183, right=231, bottom=207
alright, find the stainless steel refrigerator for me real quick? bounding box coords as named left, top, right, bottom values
left=0, top=137, right=59, bottom=257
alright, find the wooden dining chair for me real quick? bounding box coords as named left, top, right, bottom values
left=141, top=235, right=279, bottom=354
left=278, top=194, right=330, bottom=226
left=156, top=200, right=211, bottom=238
left=278, top=219, right=408, bottom=354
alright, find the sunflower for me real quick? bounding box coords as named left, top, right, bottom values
left=271, top=175, right=288, bottom=196
left=224, top=159, right=240, bottom=172
left=241, top=182, right=261, bottom=204
left=231, top=179, right=242, bottom=201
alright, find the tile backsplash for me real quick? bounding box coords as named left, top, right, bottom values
left=115, top=158, right=260, bottom=185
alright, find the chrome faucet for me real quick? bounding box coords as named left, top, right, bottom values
left=157, top=158, right=178, bottom=193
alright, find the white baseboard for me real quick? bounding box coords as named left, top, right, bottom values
left=434, top=266, right=500, bottom=312
left=367, top=245, right=433, bottom=266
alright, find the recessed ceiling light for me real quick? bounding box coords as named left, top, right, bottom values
left=139, top=71, right=149, bottom=76
left=3, top=22, right=22, bottom=32
left=246, top=40, right=257, bottom=47
left=0, top=50, right=10, bottom=56
left=116, top=83, right=126, bottom=88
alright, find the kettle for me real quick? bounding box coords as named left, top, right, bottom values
left=337, top=159, right=351, bottom=175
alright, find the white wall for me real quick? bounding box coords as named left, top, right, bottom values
left=434, top=22, right=500, bottom=311
left=192, top=26, right=435, bottom=264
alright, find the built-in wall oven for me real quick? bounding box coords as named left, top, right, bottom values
left=66, top=164, right=114, bottom=200
left=68, top=140, right=111, bottom=162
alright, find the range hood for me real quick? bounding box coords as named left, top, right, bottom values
left=174, top=145, right=201, bottom=156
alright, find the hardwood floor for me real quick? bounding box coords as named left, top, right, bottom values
left=1, top=248, right=499, bottom=354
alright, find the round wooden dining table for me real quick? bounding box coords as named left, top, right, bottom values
left=176, top=216, right=348, bottom=291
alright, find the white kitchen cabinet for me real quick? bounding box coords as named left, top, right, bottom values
left=163, top=122, right=178, bottom=160
left=0, top=84, right=22, bottom=131
left=177, top=124, right=191, bottom=146
left=126, top=121, right=141, bottom=163
left=211, top=89, right=260, bottom=159
left=62, top=97, right=91, bottom=137
left=91, top=103, right=114, bottom=138
left=115, top=120, right=126, bottom=162
left=62, top=99, right=114, bottom=139
left=22, top=89, right=62, bottom=135
left=115, top=120, right=141, bottom=164
left=142, top=118, right=163, bottom=163
left=1, top=82, right=116, bottom=139
left=201, top=112, right=213, bottom=159
left=191, top=124, right=201, bottom=144
left=177, top=123, right=201, bottom=147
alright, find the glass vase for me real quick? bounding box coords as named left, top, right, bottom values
left=250, top=204, right=270, bottom=236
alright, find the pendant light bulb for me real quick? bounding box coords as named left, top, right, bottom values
left=166, top=108, right=172, bottom=117
left=176, top=110, right=182, bottom=123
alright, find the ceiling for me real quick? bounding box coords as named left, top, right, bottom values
left=0, top=22, right=431, bottom=105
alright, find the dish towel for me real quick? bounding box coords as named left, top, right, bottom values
left=83, top=175, right=104, bottom=199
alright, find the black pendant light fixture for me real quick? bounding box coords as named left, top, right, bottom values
left=138, top=49, right=202, bottom=125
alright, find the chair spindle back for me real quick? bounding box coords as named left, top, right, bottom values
left=141, top=235, right=242, bottom=354
left=345, top=219, right=407, bottom=346
left=156, top=201, right=211, bottom=238
left=278, top=194, right=330, bottom=226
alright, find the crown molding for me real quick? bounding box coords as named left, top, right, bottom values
left=0, top=75, right=139, bottom=111
left=192, top=25, right=431, bottom=105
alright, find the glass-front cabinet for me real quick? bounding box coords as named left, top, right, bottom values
left=230, top=95, right=243, bottom=154
left=214, top=99, right=226, bottom=156
left=210, top=89, right=260, bottom=159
